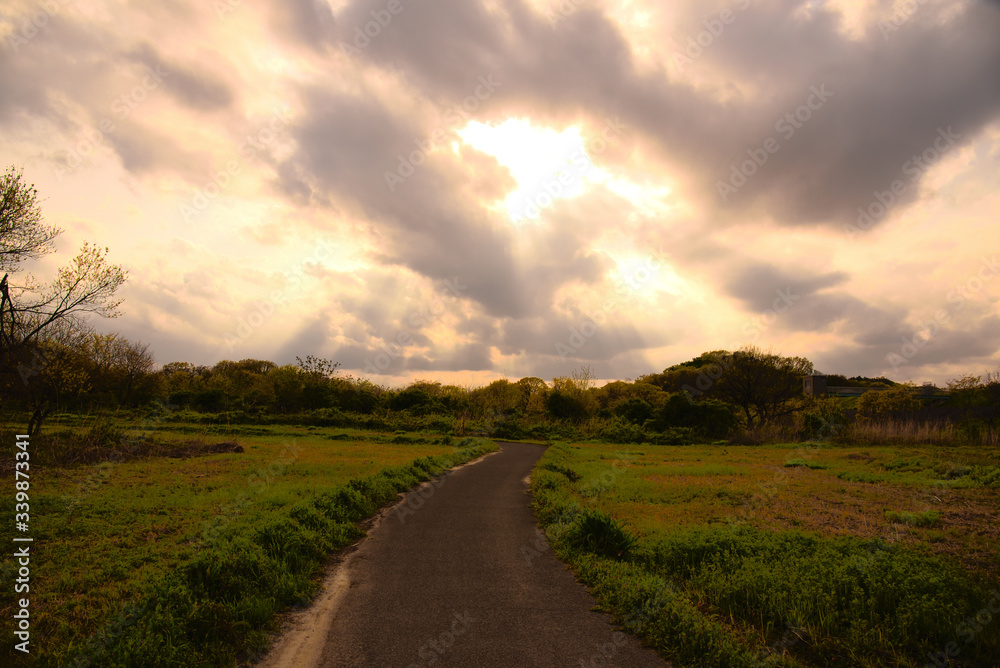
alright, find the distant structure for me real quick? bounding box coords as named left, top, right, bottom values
left=801, top=373, right=873, bottom=397
left=801, top=372, right=827, bottom=396
left=802, top=374, right=947, bottom=398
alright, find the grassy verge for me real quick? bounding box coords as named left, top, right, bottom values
left=530, top=442, right=1000, bottom=667
left=0, top=425, right=496, bottom=667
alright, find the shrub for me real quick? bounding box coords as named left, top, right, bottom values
left=614, top=397, right=654, bottom=425
left=646, top=393, right=737, bottom=439
left=564, top=509, right=638, bottom=560
left=598, top=417, right=648, bottom=443
left=541, top=462, right=582, bottom=481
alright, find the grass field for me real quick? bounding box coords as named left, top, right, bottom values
left=0, top=418, right=496, bottom=667
left=530, top=441, right=1000, bottom=667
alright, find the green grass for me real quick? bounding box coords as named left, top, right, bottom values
left=0, top=423, right=496, bottom=667
left=530, top=442, right=1000, bottom=668
left=884, top=509, right=941, bottom=527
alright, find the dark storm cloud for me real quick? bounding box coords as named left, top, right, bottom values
left=650, top=0, right=1000, bottom=227
left=333, top=0, right=515, bottom=101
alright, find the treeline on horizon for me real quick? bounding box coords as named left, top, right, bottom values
left=2, top=166, right=997, bottom=448
left=6, top=328, right=1000, bottom=447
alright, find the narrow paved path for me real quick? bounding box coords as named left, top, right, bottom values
left=309, top=441, right=669, bottom=667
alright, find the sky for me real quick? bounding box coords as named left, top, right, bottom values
left=1, top=0, right=999, bottom=388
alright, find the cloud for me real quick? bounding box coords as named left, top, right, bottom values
left=269, top=0, right=339, bottom=49
left=127, top=43, right=237, bottom=112
left=2, top=0, right=1000, bottom=386
left=724, top=264, right=849, bottom=312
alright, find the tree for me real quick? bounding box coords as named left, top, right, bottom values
left=80, top=333, right=156, bottom=406
left=3, top=242, right=126, bottom=347
left=646, top=392, right=737, bottom=438
left=516, top=377, right=548, bottom=416
left=19, top=323, right=92, bottom=435
left=716, top=346, right=813, bottom=427
left=640, top=351, right=731, bottom=397
left=945, top=372, right=1000, bottom=445
left=471, top=379, right=521, bottom=420
left=295, top=355, right=340, bottom=379
left=614, top=397, right=653, bottom=425
left=269, top=364, right=305, bottom=413
left=857, top=384, right=920, bottom=422
left=546, top=390, right=587, bottom=422
left=571, top=364, right=596, bottom=391
left=0, top=166, right=128, bottom=435
left=0, top=166, right=60, bottom=271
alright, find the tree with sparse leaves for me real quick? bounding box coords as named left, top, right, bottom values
left=0, top=166, right=128, bottom=435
